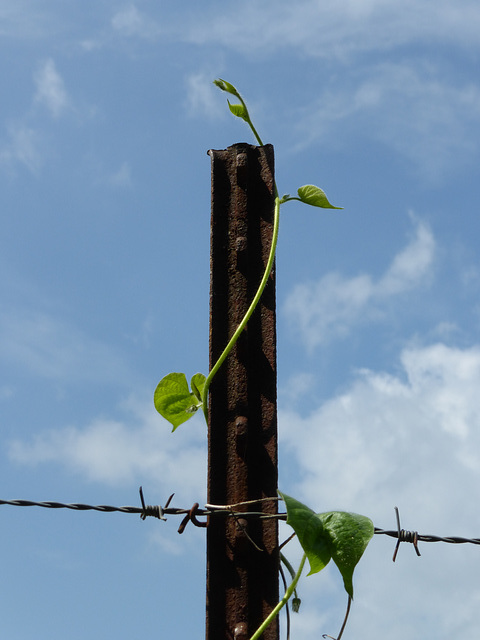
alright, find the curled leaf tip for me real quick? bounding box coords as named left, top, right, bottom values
left=213, top=78, right=238, bottom=96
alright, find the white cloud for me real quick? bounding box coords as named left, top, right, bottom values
left=280, top=372, right=316, bottom=406
left=295, top=63, right=480, bottom=179
left=377, top=214, right=435, bottom=295
left=8, top=393, right=207, bottom=503
left=184, top=0, right=480, bottom=58
left=0, top=123, right=42, bottom=174
left=111, top=5, right=161, bottom=39
left=34, top=58, right=69, bottom=118
left=279, top=341, right=480, bottom=523
left=1, top=59, right=70, bottom=174
left=185, top=72, right=225, bottom=120
left=278, top=341, right=480, bottom=639
left=284, top=214, right=435, bottom=350
left=179, top=4, right=480, bottom=178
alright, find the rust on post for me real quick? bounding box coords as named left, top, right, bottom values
left=206, top=143, right=279, bottom=640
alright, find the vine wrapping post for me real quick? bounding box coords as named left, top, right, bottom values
left=153, top=80, right=354, bottom=639
left=206, top=143, right=279, bottom=639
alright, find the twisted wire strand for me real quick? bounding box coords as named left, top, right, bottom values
left=2, top=498, right=480, bottom=546
left=0, top=498, right=193, bottom=517
left=0, top=498, right=277, bottom=521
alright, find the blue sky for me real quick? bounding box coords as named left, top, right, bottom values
left=1, top=1, right=480, bottom=638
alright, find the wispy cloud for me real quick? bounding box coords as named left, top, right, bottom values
left=8, top=393, right=207, bottom=502
left=33, top=58, right=69, bottom=118
left=1, top=58, right=71, bottom=174
left=0, top=123, right=42, bottom=174
left=284, top=214, right=435, bottom=350
left=180, top=4, right=480, bottom=178
left=295, top=62, right=480, bottom=179
left=111, top=5, right=162, bottom=39
left=183, top=0, right=480, bottom=58
left=185, top=72, right=225, bottom=120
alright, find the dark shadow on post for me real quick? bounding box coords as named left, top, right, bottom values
left=206, top=143, right=279, bottom=640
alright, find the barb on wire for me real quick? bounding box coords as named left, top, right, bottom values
left=391, top=506, right=421, bottom=561
left=374, top=527, right=480, bottom=545
left=374, top=506, right=480, bottom=563
left=139, top=486, right=172, bottom=521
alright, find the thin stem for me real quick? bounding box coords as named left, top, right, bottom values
left=240, top=98, right=265, bottom=150
left=278, top=561, right=291, bottom=640
left=336, top=596, right=352, bottom=640
left=249, top=553, right=307, bottom=640
left=244, top=113, right=280, bottom=199
left=201, top=195, right=281, bottom=420
left=280, top=552, right=301, bottom=608
left=323, top=596, right=352, bottom=640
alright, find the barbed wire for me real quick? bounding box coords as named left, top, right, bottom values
left=2, top=494, right=480, bottom=557
left=374, top=529, right=480, bottom=545
left=0, top=489, right=280, bottom=534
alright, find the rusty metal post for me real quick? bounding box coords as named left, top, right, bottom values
left=206, top=143, right=279, bottom=640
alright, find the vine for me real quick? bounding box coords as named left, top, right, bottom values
left=153, top=79, right=373, bottom=639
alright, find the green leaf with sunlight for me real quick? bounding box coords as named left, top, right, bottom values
left=154, top=372, right=205, bottom=431
left=228, top=101, right=249, bottom=121
left=280, top=492, right=332, bottom=575
left=317, top=511, right=374, bottom=599
left=280, top=493, right=374, bottom=598
left=297, top=184, right=343, bottom=209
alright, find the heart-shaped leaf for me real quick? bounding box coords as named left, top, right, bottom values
left=154, top=372, right=205, bottom=431
left=280, top=493, right=374, bottom=598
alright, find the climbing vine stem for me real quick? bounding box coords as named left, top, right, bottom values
left=152, top=79, right=373, bottom=640
left=153, top=80, right=340, bottom=430
left=249, top=553, right=307, bottom=640
left=200, top=193, right=281, bottom=420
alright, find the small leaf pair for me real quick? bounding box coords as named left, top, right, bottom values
left=213, top=78, right=248, bottom=122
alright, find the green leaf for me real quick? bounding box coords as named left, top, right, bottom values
left=213, top=78, right=238, bottom=97
left=227, top=100, right=249, bottom=122
left=154, top=372, right=204, bottom=431
left=297, top=184, right=343, bottom=209
left=190, top=373, right=206, bottom=402
left=316, top=511, right=374, bottom=599
left=280, top=492, right=332, bottom=575
left=280, top=493, right=374, bottom=599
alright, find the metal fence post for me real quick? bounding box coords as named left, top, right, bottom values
left=206, top=143, right=279, bottom=640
